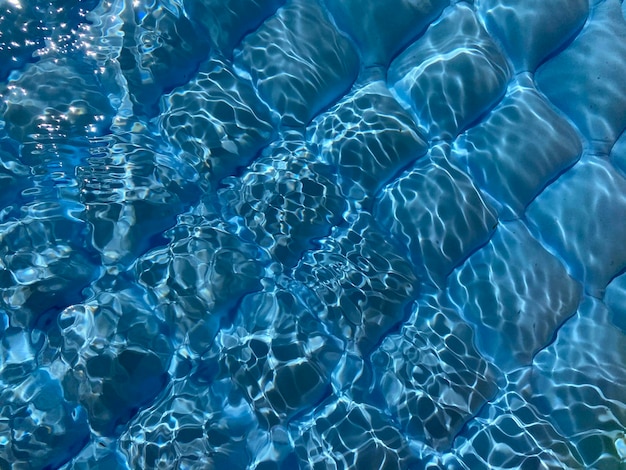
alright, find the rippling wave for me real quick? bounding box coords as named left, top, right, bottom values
left=0, top=0, right=625, bottom=469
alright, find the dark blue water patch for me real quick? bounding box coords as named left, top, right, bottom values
left=535, top=0, right=626, bottom=154
left=1, top=58, right=114, bottom=142
left=52, top=286, right=173, bottom=436
left=0, top=368, right=90, bottom=469
left=119, top=376, right=259, bottom=469
left=219, top=132, right=346, bottom=270
left=0, top=138, right=30, bottom=211
left=369, top=292, right=501, bottom=452
left=478, top=0, right=588, bottom=73
left=611, top=128, right=626, bottom=178
left=0, top=0, right=100, bottom=81
left=522, top=297, right=626, bottom=468
left=135, top=214, right=267, bottom=354
left=293, top=212, right=420, bottom=355
left=605, top=272, right=626, bottom=335
left=375, top=144, right=498, bottom=288
left=0, top=5, right=44, bottom=82
left=159, top=57, right=276, bottom=184
left=388, top=4, right=511, bottom=141
left=444, top=388, right=584, bottom=469
left=307, top=77, right=428, bottom=206
left=447, top=220, right=583, bottom=372
left=453, top=77, right=582, bottom=220
left=183, top=0, right=285, bottom=55
left=61, top=436, right=128, bottom=470
left=78, top=131, right=203, bottom=267
left=526, top=156, right=626, bottom=297
left=291, top=397, right=419, bottom=469
left=118, top=0, right=211, bottom=117
left=220, top=283, right=343, bottom=428
left=233, top=0, right=359, bottom=127
left=0, top=214, right=99, bottom=330
left=0, top=0, right=625, bottom=468
left=323, top=0, right=448, bottom=67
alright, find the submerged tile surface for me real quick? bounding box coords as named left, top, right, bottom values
left=0, top=0, right=625, bottom=468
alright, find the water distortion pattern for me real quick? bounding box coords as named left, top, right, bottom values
left=0, top=0, right=625, bottom=468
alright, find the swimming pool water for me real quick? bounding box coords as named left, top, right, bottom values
left=0, top=0, right=625, bottom=468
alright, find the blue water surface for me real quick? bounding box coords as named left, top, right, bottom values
left=1, top=0, right=626, bottom=469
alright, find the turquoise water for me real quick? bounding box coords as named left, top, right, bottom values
left=0, top=0, right=626, bottom=468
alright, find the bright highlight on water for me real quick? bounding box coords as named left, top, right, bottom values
left=0, top=0, right=625, bottom=468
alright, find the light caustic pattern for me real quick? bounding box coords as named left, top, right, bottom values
left=0, top=0, right=625, bottom=469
